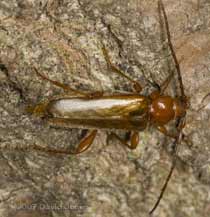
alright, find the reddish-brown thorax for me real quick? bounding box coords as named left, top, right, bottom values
left=149, top=92, right=186, bottom=125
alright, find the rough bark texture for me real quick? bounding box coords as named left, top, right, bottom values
left=0, top=0, right=210, bottom=217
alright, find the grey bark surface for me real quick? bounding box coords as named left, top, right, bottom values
left=0, top=0, right=210, bottom=217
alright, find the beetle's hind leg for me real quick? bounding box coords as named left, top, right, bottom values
left=25, top=129, right=97, bottom=155
left=102, top=45, right=142, bottom=93
left=34, top=67, right=89, bottom=96
left=34, top=68, right=104, bottom=98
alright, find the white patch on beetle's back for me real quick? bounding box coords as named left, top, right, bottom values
left=55, top=98, right=136, bottom=111
left=49, top=97, right=146, bottom=118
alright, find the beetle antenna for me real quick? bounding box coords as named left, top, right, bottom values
left=149, top=116, right=185, bottom=215
left=158, top=0, right=185, bottom=99
left=149, top=157, right=176, bottom=215
left=149, top=1, right=187, bottom=214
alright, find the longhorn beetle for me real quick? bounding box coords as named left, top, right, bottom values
left=24, top=0, right=188, bottom=214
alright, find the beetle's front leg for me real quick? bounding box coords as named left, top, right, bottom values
left=156, top=123, right=192, bottom=148
left=156, top=125, right=177, bottom=139
left=102, top=45, right=142, bottom=93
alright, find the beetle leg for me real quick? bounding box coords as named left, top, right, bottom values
left=34, top=68, right=104, bottom=99
left=110, top=131, right=139, bottom=150
left=72, top=129, right=97, bottom=154
left=156, top=125, right=177, bottom=139
left=149, top=71, right=174, bottom=97
left=160, top=72, right=174, bottom=94
left=34, top=67, right=88, bottom=96
left=149, top=71, right=174, bottom=99
left=156, top=124, right=192, bottom=147
left=102, top=45, right=142, bottom=93
left=25, top=129, right=97, bottom=155
left=130, top=131, right=140, bottom=149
